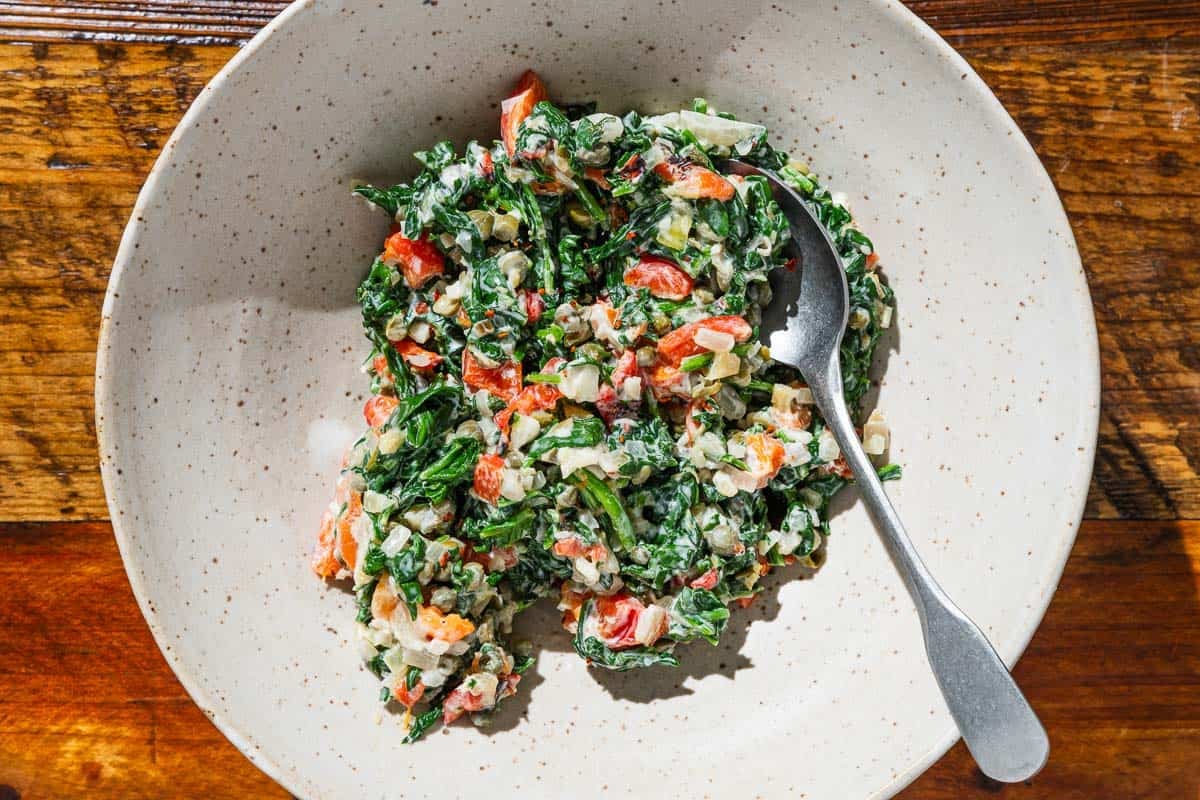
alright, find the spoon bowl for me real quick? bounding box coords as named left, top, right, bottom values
left=722, top=158, right=1052, bottom=783
left=720, top=159, right=849, bottom=375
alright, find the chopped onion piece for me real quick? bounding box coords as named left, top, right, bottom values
left=499, top=468, right=526, bottom=502
left=380, top=525, right=412, bottom=557
left=509, top=414, right=541, bottom=451
left=863, top=410, right=890, bottom=455
left=677, top=110, right=766, bottom=147
left=560, top=363, right=600, bottom=402
left=713, top=469, right=738, bottom=497
left=817, top=429, right=840, bottom=463
left=556, top=446, right=601, bottom=478
left=694, top=327, right=735, bottom=353
left=706, top=351, right=740, bottom=381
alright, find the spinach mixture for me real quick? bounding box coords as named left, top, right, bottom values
left=310, top=71, right=896, bottom=741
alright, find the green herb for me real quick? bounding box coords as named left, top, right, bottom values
left=607, top=417, right=678, bottom=475
left=354, top=185, right=406, bottom=217
left=473, top=507, right=538, bottom=546
left=667, top=587, right=730, bottom=645
left=526, top=416, right=604, bottom=460
left=680, top=352, right=714, bottom=372
left=719, top=454, right=750, bottom=472
left=574, top=183, right=607, bottom=227
left=362, top=545, right=387, bottom=576
left=584, top=200, right=671, bottom=263
left=403, top=706, right=443, bottom=744
left=573, top=470, right=637, bottom=552
left=367, top=652, right=388, bottom=678
left=405, top=436, right=481, bottom=503
left=621, top=476, right=704, bottom=591
left=355, top=579, right=377, bottom=623
left=877, top=463, right=902, bottom=482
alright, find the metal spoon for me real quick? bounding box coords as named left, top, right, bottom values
left=720, top=159, right=1050, bottom=783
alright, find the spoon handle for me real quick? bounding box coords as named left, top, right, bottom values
left=807, top=356, right=1050, bottom=783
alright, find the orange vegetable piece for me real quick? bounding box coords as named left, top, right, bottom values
left=441, top=680, right=492, bottom=724
left=584, top=167, right=611, bottom=190
left=494, top=383, right=561, bottom=434
left=552, top=537, right=608, bottom=562
left=310, top=506, right=340, bottom=578
left=653, top=158, right=735, bottom=201
left=558, top=583, right=589, bottom=631
left=393, top=679, right=425, bottom=710
left=477, top=149, right=495, bottom=179
left=333, top=470, right=357, bottom=504
left=335, top=490, right=362, bottom=570
left=371, top=575, right=400, bottom=622
left=624, top=254, right=694, bottom=301
left=685, top=399, right=713, bottom=444
left=824, top=454, right=853, bottom=479
left=363, top=394, right=399, bottom=429
left=595, top=592, right=665, bottom=650
left=370, top=353, right=393, bottom=383
left=382, top=232, right=445, bottom=289
left=655, top=315, right=753, bottom=367
left=745, top=431, right=786, bottom=487
left=462, top=350, right=522, bottom=402
left=500, top=70, right=549, bottom=157
left=531, top=180, right=568, bottom=195
left=645, top=361, right=686, bottom=400
left=616, top=153, right=645, bottom=181
left=690, top=568, right=719, bottom=590
left=417, top=605, right=476, bottom=643
left=391, top=338, right=443, bottom=373
left=473, top=453, right=505, bottom=504
left=520, top=289, right=546, bottom=323
left=610, top=350, right=638, bottom=386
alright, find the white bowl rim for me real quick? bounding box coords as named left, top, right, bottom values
left=94, top=1, right=1101, bottom=796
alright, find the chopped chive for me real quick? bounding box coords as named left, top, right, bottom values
left=526, top=373, right=562, bottom=385
left=680, top=352, right=715, bottom=372
left=719, top=454, right=750, bottom=471
left=574, top=183, right=607, bottom=227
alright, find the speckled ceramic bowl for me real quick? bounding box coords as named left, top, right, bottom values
left=95, top=1, right=1099, bottom=797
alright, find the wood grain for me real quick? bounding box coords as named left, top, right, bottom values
left=905, top=520, right=1200, bottom=799
left=969, top=47, right=1200, bottom=519
left=0, top=42, right=231, bottom=520
left=0, top=1, right=1197, bottom=798
left=0, top=520, right=1195, bottom=798
left=0, top=29, right=1197, bottom=521
left=2, top=0, right=1200, bottom=47
left=0, top=0, right=287, bottom=45
left=0, top=521, right=288, bottom=800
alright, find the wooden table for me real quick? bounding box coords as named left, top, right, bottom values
left=1, top=1, right=1197, bottom=797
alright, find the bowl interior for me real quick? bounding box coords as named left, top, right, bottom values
left=97, top=1, right=1098, bottom=798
